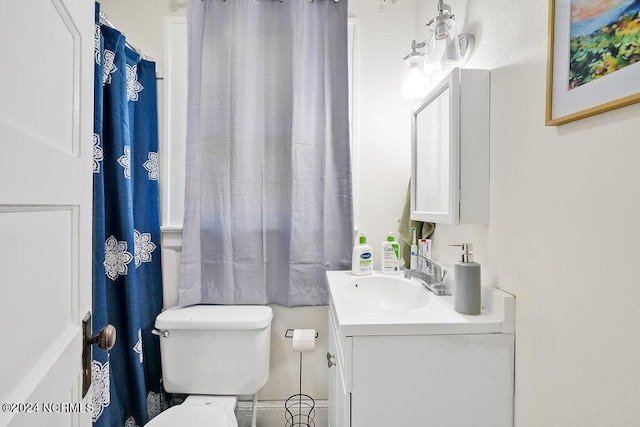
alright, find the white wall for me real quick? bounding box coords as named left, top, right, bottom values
left=416, top=1, right=640, bottom=425
left=97, top=0, right=186, bottom=74
left=348, top=0, right=418, bottom=263
left=99, top=0, right=417, bottom=404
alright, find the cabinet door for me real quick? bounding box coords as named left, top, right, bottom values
left=411, top=68, right=489, bottom=225
left=328, top=316, right=351, bottom=427
left=411, top=70, right=459, bottom=224
left=351, top=334, right=514, bottom=427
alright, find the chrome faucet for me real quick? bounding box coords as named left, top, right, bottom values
left=404, top=254, right=451, bottom=296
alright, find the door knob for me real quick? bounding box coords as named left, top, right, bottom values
left=82, top=312, right=117, bottom=398
left=327, top=352, right=336, bottom=368
left=87, top=325, right=117, bottom=351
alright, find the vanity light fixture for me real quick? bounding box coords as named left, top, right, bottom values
left=401, top=40, right=428, bottom=100
left=379, top=0, right=400, bottom=14
left=401, top=0, right=475, bottom=99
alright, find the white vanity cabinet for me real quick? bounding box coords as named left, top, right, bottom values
left=411, top=68, right=490, bottom=225
left=328, top=302, right=515, bottom=427
left=328, top=309, right=351, bottom=427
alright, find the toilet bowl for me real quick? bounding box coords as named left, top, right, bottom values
left=147, top=305, right=273, bottom=426
left=145, top=396, right=238, bottom=427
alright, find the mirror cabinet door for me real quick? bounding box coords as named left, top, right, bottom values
left=411, top=68, right=489, bottom=226
left=414, top=86, right=451, bottom=220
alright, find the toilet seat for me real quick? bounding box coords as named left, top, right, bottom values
left=145, top=405, right=237, bottom=426
left=145, top=396, right=238, bottom=427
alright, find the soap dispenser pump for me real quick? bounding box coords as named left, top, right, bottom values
left=451, top=243, right=481, bottom=315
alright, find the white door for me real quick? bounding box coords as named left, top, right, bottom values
left=0, top=1, right=94, bottom=426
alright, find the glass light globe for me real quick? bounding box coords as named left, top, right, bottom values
left=401, top=55, right=428, bottom=100
left=424, top=16, right=461, bottom=75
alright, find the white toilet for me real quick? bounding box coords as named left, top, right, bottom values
left=147, top=304, right=273, bottom=427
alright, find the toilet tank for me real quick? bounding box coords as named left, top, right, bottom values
left=155, top=305, right=273, bottom=395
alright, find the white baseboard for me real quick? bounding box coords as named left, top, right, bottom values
left=235, top=399, right=328, bottom=427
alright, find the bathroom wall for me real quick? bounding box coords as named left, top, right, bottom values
left=99, top=0, right=417, bottom=408
left=416, top=1, right=640, bottom=425
left=348, top=1, right=417, bottom=261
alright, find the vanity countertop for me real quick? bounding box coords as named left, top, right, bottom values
left=327, top=270, right=515, bottom=337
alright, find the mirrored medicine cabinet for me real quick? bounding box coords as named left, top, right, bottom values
left=411, top=68, right=490, bottom=225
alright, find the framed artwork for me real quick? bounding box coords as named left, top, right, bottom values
left=546, top=0, right=640, bottom=125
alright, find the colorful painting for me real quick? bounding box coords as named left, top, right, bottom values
left=546, top=0, right=640, bottom=125
left=569, top=0, right=640, bottom=89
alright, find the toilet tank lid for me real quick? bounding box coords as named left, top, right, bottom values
left=155, top=305, right=273, bottom=331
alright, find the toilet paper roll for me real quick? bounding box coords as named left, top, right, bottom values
left=292, top=329, right=316, bottom=352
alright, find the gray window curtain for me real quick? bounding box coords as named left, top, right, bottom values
left=179, top=0, right=353, bottom=307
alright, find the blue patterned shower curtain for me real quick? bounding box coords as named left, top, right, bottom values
left=92, top=4, right=166, bottom=426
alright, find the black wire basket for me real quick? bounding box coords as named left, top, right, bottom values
left=284, top=393, right=315, bottom=427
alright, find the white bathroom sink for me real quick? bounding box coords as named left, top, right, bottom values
left=341, top=275, right=430, bottom=310
left=327, top=270, right=515, bottom=336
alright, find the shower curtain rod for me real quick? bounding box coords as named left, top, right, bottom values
left=99, top=11, right=153, bottom=61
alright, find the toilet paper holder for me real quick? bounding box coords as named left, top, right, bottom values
left=284, top=329, right=318, bottom=427
left=284, top=329, right=319, bottom=339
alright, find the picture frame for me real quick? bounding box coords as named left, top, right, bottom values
left=546, top=0, right=640, bottom=126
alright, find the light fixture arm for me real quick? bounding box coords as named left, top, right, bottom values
left=428, top=0, right=454, bottom=27
left=403, top=39, right=427, bottom=61
left=413, top=40, right=427, bottom=51
left=403, top=34, right=474, bottom=64
left=437, top=0, right=451, bottom=17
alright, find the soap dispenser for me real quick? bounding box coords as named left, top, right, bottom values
left=451, top=243, right=481, bottom=315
